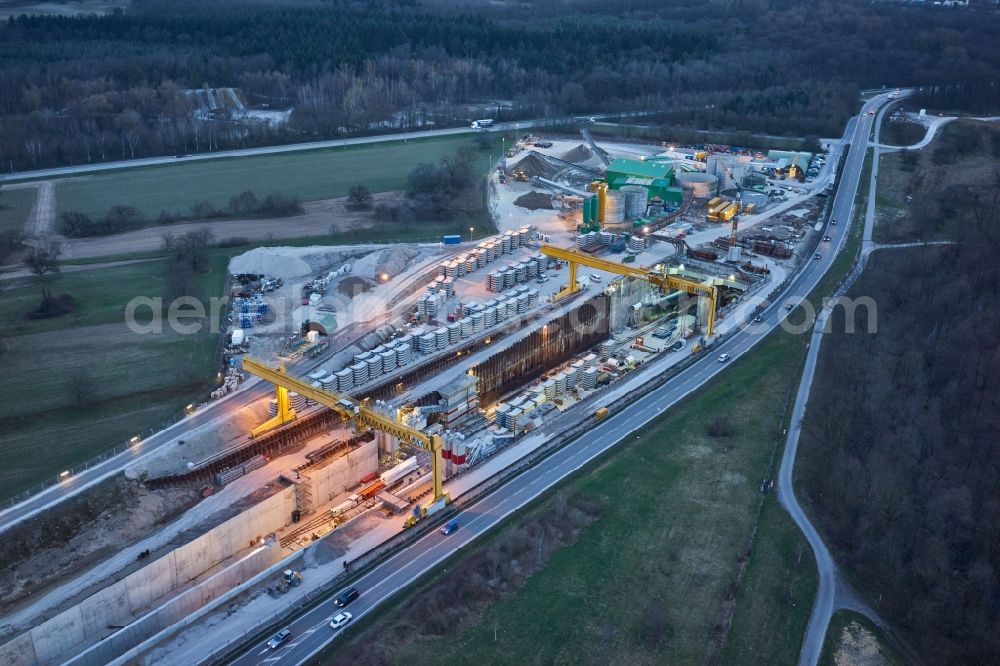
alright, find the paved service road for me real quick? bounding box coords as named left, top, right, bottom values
left=0, top=321, right=357, bottom=533
left=229, top=93, right=897, bottom=666
left=780, top=92, right=900, bottom=666
left=0, top=114, right=641, bottom=184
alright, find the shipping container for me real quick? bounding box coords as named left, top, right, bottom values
left=442, top=234, right=462, bottom=245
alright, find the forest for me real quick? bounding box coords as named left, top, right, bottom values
left=798, top=126, right=1000, bottom=663
left=1, top=0, right=999, bottom=172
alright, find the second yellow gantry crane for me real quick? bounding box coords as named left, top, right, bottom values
left=540, top=244, right=720, bottom=336
left=242, top=357, right=450, bottom=504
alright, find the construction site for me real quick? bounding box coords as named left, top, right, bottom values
left=0, top=129, right=836, bottom=666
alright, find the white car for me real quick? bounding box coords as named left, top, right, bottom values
left=330, top=612, right=353, bottom=630
left=589, top=274, right=602, bottom=282
left=717, top=354, right=731, bottom=363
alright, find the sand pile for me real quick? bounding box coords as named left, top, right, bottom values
left=338, top=275, right=373, bottom=298
left=351, top=246, right=419, bottom=279
left=229, top=247, right=314, bottom=280
left=511, top=153, right=556, bottom=179
left=560, top=143, right=593, bottom=163
left=514, top=191, right=555, bottom=211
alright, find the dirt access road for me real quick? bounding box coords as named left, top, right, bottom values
left=58, top=192, right=399, bottom=260
left=5, top=180, right=55, bottom=242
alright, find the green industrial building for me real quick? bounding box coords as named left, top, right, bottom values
left=604, top=158, right=684, bottom=204
left=766, top=150, right=813, bottom=178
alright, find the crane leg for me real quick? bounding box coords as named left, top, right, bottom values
left=555, top=260, right=579, bottom=301
left=251, top=385, right=297, bottom=437
left=431, top=434, right=450, bottom=504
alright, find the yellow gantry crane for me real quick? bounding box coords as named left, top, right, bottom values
left=540, top=244, right=720, bottom=336
left=242, top=357, right=449, bottom=504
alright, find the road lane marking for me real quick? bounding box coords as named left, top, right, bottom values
left=275, top=111, right=883, bottom=662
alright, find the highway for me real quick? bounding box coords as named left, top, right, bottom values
left=0, top=113, right=638, bottom=184
left=228, top=93, right=897, bottom=666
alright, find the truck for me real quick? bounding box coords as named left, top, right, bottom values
left=471, top=119, right=494, bottom=129
left=403, top=495, right=449, bottom=529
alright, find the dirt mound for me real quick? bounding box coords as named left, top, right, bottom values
left=510, top=153, right=556, bottom=179
left=229, top=247, right=312, bottom=280
left=514, top=191, right=554, bottom=211
left=0, top=475, right=198, bottom=618
left=136, top=402, right=272, bottom=478
left=350, top=246, right=419, bottom=279
left=560, top=143, right=593, bottom=163
left=338, top=275, right=373, bottom=298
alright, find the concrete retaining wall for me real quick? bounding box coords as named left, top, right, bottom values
left=109, top=549, right=306, bottom=666
left=308, top=439, right=377, bottom=506
left=0, top=486, right=296, bottom=666
left=66, top=545, right=284, bottom=666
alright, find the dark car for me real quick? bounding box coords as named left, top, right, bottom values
left=267, top=628, right=292, bottom=650
left=334, top=587, right=360, bottom=608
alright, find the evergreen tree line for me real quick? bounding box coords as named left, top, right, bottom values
left=0, top=0, right=998, bottom=172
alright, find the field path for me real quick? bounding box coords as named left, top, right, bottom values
left=0, top=257, right=158, bottom=282
left=58, top=192, right=395, bottom=260
left=6, top=180, right=56, bottom=242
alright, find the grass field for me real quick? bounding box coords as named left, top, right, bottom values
left=57, top=215, right=492, bottom=266
left=0, top=133, right=500, bottom=497
left=327, top=326, right=816, bottom=665
left=0, top=261, right=171, bottom=338
left=875, top=119, right=999, bottom=244
left=721, top=494, right=817, bottom=664
left=54, top=134, right=493, bottom=220
left=819, top=610, right=905, bottom=666
left=0, top=187, right=36, bottom=235
left=0, top=255, right=225, bottom=497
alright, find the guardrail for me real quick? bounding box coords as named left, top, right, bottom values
left=0, top=401, right=209, bottom=509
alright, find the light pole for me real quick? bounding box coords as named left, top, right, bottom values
left=469, top=226, right=475, bottom=242
left=380, top=273, right=390, bottom=312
